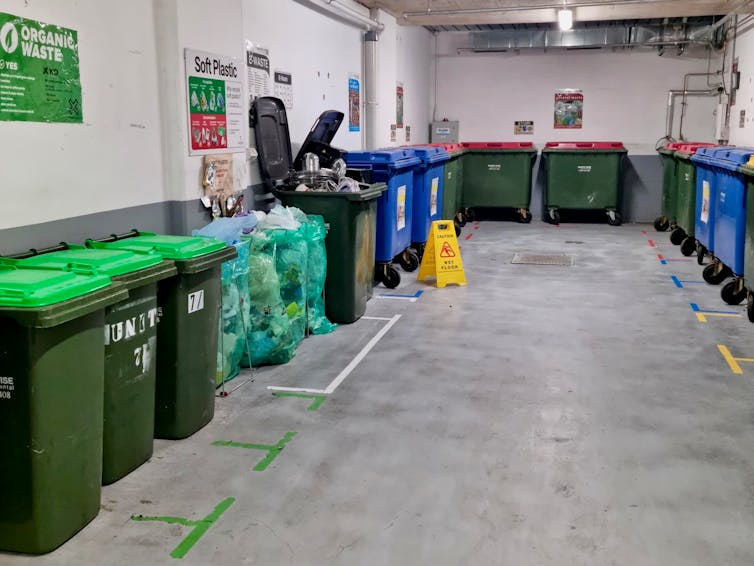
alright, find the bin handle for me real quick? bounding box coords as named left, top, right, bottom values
left=88, top=229, right=141, bottom=244
left=4, top=241, right=71, bottom=260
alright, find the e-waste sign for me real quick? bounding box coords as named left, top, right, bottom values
left=0, top=12, right=82, bottom=123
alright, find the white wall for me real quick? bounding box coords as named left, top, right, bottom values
left=435, top=33, right=718, bottom=154
left=0, top=0, right=166, bottom=230
left=727, top=21, right=754, bottom=147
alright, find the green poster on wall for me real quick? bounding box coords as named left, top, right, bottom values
left=0, top=12, right=82, bottom=123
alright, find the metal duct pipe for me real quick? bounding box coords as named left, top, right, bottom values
left=404, top=0, right=681, bottom=18
left=293, top=0, right=384, bottom=32
left=364, top=28, right=379, bottom=150
left=689, top=0, right=754, bottom=39
left=666, top=89, right=720, bottom=140
left=679, top=73, right=722, bottom=138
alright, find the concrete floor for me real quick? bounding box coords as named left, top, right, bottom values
left=6, top=220, right=754, bottom=565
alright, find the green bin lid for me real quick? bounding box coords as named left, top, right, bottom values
left=88, top=232, right=227, bottom=260
left=4, top=245, right=163, bottom=277
left=0, top=265, right=112, bottom=308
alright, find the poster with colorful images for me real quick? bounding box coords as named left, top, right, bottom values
left=348, top=74, right=360, bottom=132
left=396, top=82, right=404, bottom=129
left=185, top=48, right=246, bottom=155
left=0, top=12, right=82, bottom=123
left=554, top=89, right=583, bottom=129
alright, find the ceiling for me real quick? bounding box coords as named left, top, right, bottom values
left=356, top=0, right=749, bottom=28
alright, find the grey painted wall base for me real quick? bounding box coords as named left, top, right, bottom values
left=0, top=157, right=663, bottom=254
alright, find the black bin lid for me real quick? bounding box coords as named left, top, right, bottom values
left=251, top=96, right=344, bottom=183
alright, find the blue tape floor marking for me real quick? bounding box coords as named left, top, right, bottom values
left=672, top=276, right=706, bottom=288
left=689, top=302, right=740, bottom=315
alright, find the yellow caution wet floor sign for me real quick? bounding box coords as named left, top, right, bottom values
left=417, top=220, right=467, bottom=288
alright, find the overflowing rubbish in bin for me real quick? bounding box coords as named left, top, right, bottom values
left=252, top=96, right=389, bottom=303
left=0, top=266, right=127, bottom=554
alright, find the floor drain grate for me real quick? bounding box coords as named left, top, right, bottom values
left=511, top=253, right=575, bottom=266
left=565, top=240, right=584, bottom=244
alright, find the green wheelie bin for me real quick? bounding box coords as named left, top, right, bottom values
left=460, top=142, right=537, bottom=223
left=429, top=143, right=464, bottom=235
left=542, top=141, right=627, bottom=225
left=0, top=266, right=127, bottom=554
left=87, top=232, right=236, bottom=439
left=252, top=96, right=387, bottom=323
left=672, top=143, right=716, bottom=256
left=3, top=245, right=177, bottom=484
left=655, top=142, right=685, bottom=233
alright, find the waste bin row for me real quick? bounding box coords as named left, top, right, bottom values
left=653, top=142, right=754, bottom=319
left=0, top=233, right=236, bottom=554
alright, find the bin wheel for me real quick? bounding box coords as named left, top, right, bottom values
left=382, top=265, right=401, bottom=289
left=680, top=237, right=696, bottom=257
left=654, top=216, right=670, bottom=232
left=696, top=242, right=707, bottom=265
left=465, top=208, right=476, bottom=222
left=454, top=219, right=462, bottom=237
left=545, top=208, right=560, bottom=224
left=398, top=249, right=420, bottom=272
left=747, top=293, right=754, bottom=323
left=670, top=227, right=687, bottom=245
left=413, top=243, right=426, bottom=261
left=721, top=280, right=747, bottom=305
left=703, top=262, right=728, bottom=285
left=455, top=211, right=467, bottom=227
left=607, top=210, right=622, bottom=226
left=518, top=209, right=533, bottom=224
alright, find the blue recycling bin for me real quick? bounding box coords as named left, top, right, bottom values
left=345, top=149, right=421, bottom=288
left=691, top=146, right=730, bottom=258
left=712, top=149, right=754, bottom=278
left=405, top=147, right=449, bottom=257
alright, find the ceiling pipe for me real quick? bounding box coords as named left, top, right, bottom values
left=688, top=0, right=754, bottom=39
left=403, top=0, right=700, bottom=19
left=293, top=0, right=384, bottom=32
left=666, top=88, right=721, bottom=140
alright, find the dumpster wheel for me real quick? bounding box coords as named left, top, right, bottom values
left=545, top=208, right=560, bottom=224
left=518, top=209, right=533, bottom=224
left=455, top=211, right=467, bottom=228
left=654, top=216, right=670, bottom=232
left=464, top=208, right=476, bottom=223
left=703, top=261, right=730, bottom=285
left=453, top=218, right=462, bottom=237
left=670, top=227, right=686, bottom=245
left=747, top=293, right=754, bottom=323
left=680, top=237, right=696, bottom=257
left=606, top=210, right=622, bottom=226
left=378, top=264, right=401, bottom=289
left=696, top=242, right=707, bottom=265
left=721, top=279, right=747, bottom=305
left=398, top=249, right=420, bottom=272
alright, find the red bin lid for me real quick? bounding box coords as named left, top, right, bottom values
left=675, top=142, right=716, bottom=154
left=545, top=141, right=625, bottom=150
left=461, top=142, right=534, bottom=149
left=429, top=142, right=462, bottom=152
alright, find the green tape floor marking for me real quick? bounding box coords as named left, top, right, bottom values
left=131, top=497, right=235, bottom=559
left=272, top=391, right=327, bottom=411
left=213, top=431, right=297, bottom=471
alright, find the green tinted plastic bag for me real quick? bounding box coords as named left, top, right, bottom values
left=217, top=240, right=251, bottom=385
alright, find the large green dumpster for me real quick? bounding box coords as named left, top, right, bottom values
left=461, top=142, right=537, bottom=223
left=3, top=245, right=177, bottom=484
left=655, top=142, right=685, bottom=232
left=673, top=143, right=716, bottom=256
left=0, top=267, right=127, bottom=554
left=87, top=232, right=236, bottom=439
left=542, top=141, right=627, bottom=225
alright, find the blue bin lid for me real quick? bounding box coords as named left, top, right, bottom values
left=406, top=146, right=450, bottom=165
left=344, top=149, right=421, bottom=170
left=691, top=145, right=734, bottom=166
left=692, top=146, right=754, bottom=172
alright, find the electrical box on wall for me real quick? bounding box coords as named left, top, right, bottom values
left=431, top=121, right=459, bottom=143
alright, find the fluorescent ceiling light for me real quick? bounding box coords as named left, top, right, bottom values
left=558, top=8, right=573, bottom=30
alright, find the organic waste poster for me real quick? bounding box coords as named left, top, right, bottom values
left=0, top=12, right=82, bottom=123
left=348, top=73, right=360, bottom=132
left=554, top=89, right=583, bottom=129
left=185, top=48, right=246, bottom=155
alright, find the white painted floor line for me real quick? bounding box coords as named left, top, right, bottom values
left=267, top=386, right=328, bottom=394
left=375, top=296, right=418, bottom=302
left=324, top=314, right=402, bottom=394
left=265, top=314, right=402, bottom=396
